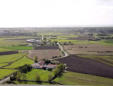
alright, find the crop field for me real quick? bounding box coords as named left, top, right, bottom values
left=50, top=33, right=113, bottom=46
left=64, top=44, right=113, bottom=55
left=0, top=53, right=33, bottom=79
left=57, top=55, right=113, bottom=79
left=27, top=49, right=62, bottom=60
left=13, top=69, right=113, bottom=86
left=0, top=29, right=113, bottom=85
left=54, top=71, right=113, bottom=86
left=0, top=36, right=33, bottom=50
left=0, top=54, right=23, bottom=67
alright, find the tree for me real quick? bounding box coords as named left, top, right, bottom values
left=44, top=59, right=51, bottom=65
left=18, top=64, right=32, bottom=73
left=21, top=73, right=27, bottom=84
left=10, top=73, right=17, bottom=81
left=56, top=64, right=65, bottom=77
left=16, top=71, right=21, bottom=81
left=50, top=64, right=65, bottom=81
left=48, top=74, right=53, bottom=83
left=34, top=56, right=38, bottom=63
left=36, top=74, right=41, bottom=83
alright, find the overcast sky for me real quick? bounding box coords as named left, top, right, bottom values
left=0, top=0, right=113, bottom=27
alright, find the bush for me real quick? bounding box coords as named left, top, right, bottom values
left=18, top=64, right=32, bottom=73
left=48, top=74, right=53, bottom=83
left=53, top=64, right=65, bottom=77
left=36, top=74, right=41, bottom=83
left=34, top=56, right=38, bottom=63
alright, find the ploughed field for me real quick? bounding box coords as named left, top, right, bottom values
left=64, top=44, right=113, bottom=55
left=0, top=51, right=18, bottom=55
left=57, top=55, right=113, bottom=78
left=27, top=49, right=62, bottom=60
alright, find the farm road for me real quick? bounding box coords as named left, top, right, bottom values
left=57, top=42, right=69, bottom=57
left=0, top=76, right=10, bottom=84
left=58, top=55, right=113, bottom=79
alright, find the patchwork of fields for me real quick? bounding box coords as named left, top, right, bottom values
left=0, top=53, right=33, bottom=80
left=0, top=31, right=113, bottom=85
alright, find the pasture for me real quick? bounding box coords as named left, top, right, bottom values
left=0, top=53, right=33, bottom=80
left=0, top=36, right=33, bottom=50
left=55, top=71, right=113, bottom=86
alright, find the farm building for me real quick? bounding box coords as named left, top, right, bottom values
left=26, top=39, right=43, bottom=45
left=31, top=61, right=57, bottom=69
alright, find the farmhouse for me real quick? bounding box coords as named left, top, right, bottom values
left=31, top=61, right=57, bottom=69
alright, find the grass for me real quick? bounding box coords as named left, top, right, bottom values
left=5, top=56, right=34, bottom=69
left=0, top=36, right=33, bottom=50
left=14, top=69, right=113, bottom=86
left=0, top=53, right=33, bottom=79
left=0, top=54, right=23, bottom=66
left=0, top=69, right=16, bottom=79
left=25, top=69, right=52, bottom=81
left=51, top=38, right=113, bottom=46
left=0, top=38, right=26, bottom=47
left=57, top=34, right=78, bottom=39
left=0, top=48, right=11, bottom=52
left=14, top=69, right=53, bottom=84
left=54, top=71, right=113, bottom=86
left=1, top=45, right=33, bottom=50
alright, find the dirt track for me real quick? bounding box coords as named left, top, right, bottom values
left=57, top=55, right=113, bottom=78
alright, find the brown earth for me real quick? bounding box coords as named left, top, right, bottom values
left=57, top=55, right=113, bottom=78
left=64, top=44, right=113, bottom=55
left=26, top=49, right=62, bottom=60
left=0, top=51, right=18, bottom=55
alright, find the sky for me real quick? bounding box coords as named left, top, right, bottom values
left=0, top=0, right=113, bottom=27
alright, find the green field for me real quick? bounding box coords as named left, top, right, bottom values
left=0, top=45, right=33, bottom=50
left=5, top=56, right=33, bottom=69
left=0, top=69, right=16, bottom=79
left=14, top=69, right=113, bottom=86
left=0, top=36, right=33, bottom=50
left=14, top=69, right=53, bottom=84
left=0, top=54, right=23, bottom=66
left=24, top=69, right=52, bottom=81
left=54, top=71, right=113, bottom=86
left=0, top=53, right=33, bottom=80
left=51, top=37, right=113, bottom=46
left=0, top=48, right=11, bottom=52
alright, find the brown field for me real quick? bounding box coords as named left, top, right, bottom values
left=64, top=44, right=113, bottom=55
left=27, top=49, right=62, bottom=60
left=57, top=55, right=113, bottom=78
left=0, top=51, right=18, bottom=55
